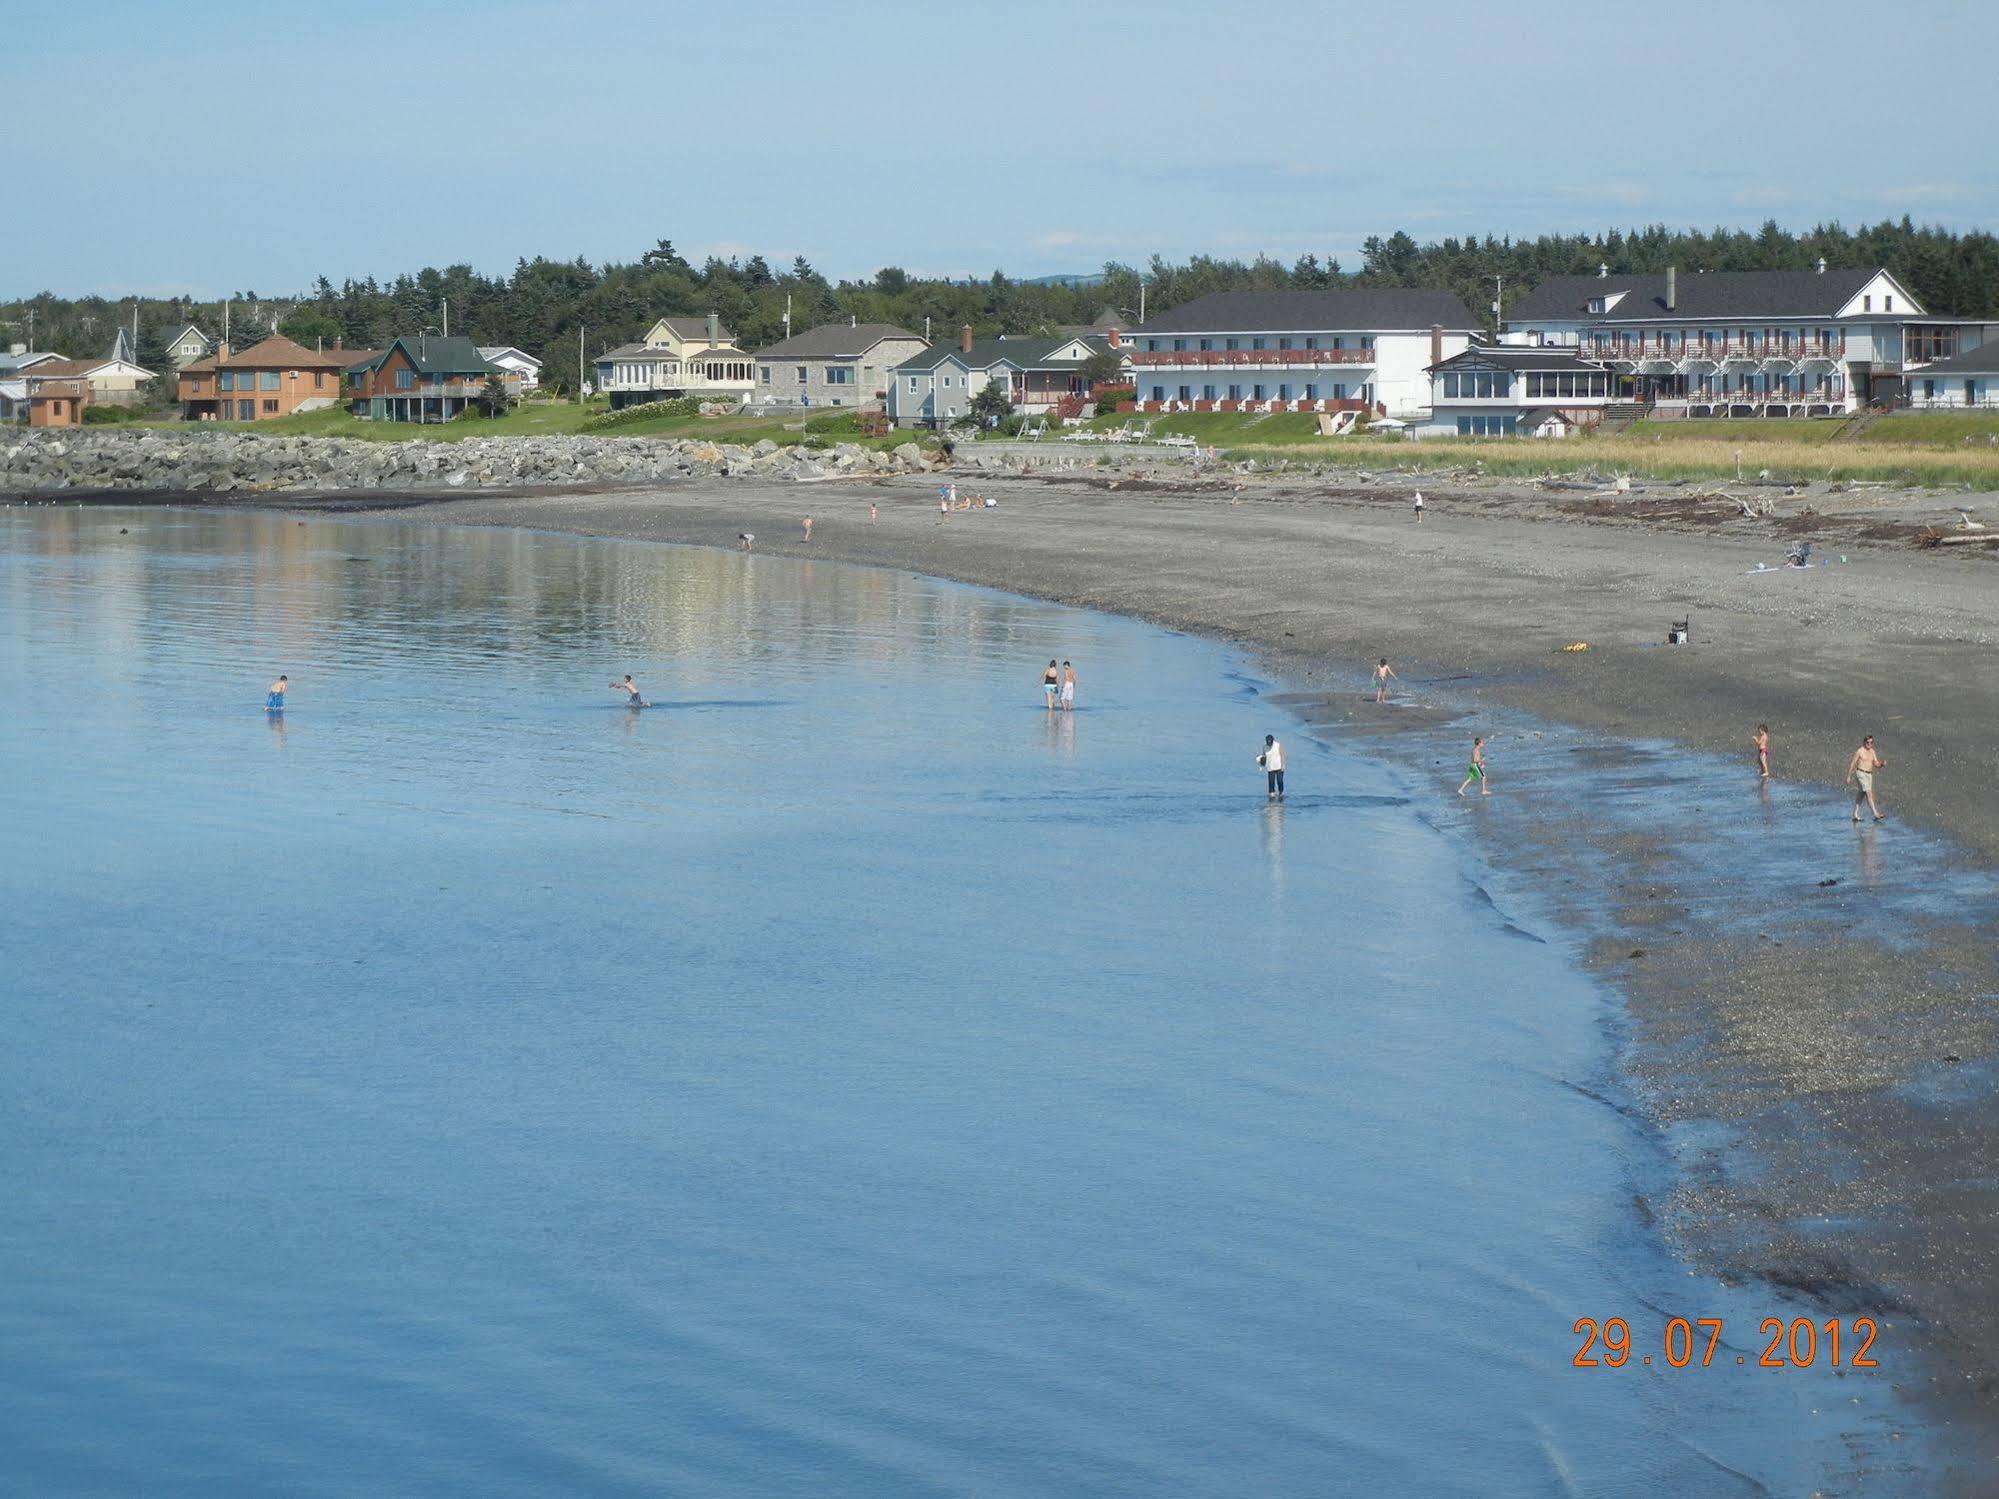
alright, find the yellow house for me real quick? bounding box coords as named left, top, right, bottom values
left=595, top=312, right=757, bottom=409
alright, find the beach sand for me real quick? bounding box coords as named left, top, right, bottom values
left=76, top=470, right=1999, bottom=1480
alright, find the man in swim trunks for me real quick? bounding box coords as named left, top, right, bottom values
left=1060, top=661, right=1077, bottom=712
left=1042, top=660, right=1060, bottom=711
left=1258, top=734, right=1285, bottom=800
left=1458, top=735, right=1488, bottom=797
left=265, top=674, right=288, bottom=712
left=611, top=674, right=645, bottom=708
left=1846, top=735, right=1885, bottom=822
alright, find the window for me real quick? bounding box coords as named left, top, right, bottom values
left=1332, top=337, right=1344, bottom=350
left=796, top=366, right=808, bottom=382
left=1202, top=384, right=1216, bottom=401
left=760, top=366, right=772, bottom=384
left=1332, top=383, right=1346, bottom=400
left=1278, top=337, right=1293, bottom=350
left=1198, top=338, right=1212, bottom=351
left=259, top=371, right=280, bottom=390
left=824, top=367, right=853, bottom=384
left=1225, top=338, right=1239, bottom=351
left=1863, top=295, right=1872, bottom=311
left=1277, top=383, right=1291, bottom=400
left=1303, top=384, right=1317, bottom=400
left=395, top=369, right=413, bottom=389
left=1227, top=384, right=1241, bottom=400
left=1360, top=336, right=1375, bottom=351
left=1884, top=295, right=1893, bottom=312
left=1150, top=385, right=1166, bottom=402
left=262, top=400, right=278, bottom=414
left=1252, top=383, right=1266, bottom=399
left=218, top=371, right=234, bottom=391
left=1145, top=339, right=1158, bottom=352
left=189, top=377, right=204, bottom=392
left=1924, top=379, right=1937, bottom=399
left=1251, top=338, right=1266, bottom=351
left=237, top=400, right=254, bottom=419
left=312, top=372, right=324, bottom=388
left=1305, top=337, right=1319, bottom=350
left=1587, top=297, right=1605, bottom=314
left=907, top=375, right=918, bottom=392
left=1172, top=338, right=1185, bottom=352
left=1457, top=415, right=1471, bottom=435
left=1177, top=385, right=1192, bottom=401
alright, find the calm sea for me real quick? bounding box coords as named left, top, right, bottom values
left=0, top=506, right=1920, bottom=1495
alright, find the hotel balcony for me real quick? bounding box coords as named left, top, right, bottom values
left=1585, top=336, right=1847, bottom=364
left=1128, top=347, right=1376, bottom=370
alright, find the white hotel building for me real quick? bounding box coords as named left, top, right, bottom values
left=1129, top=290, right=1479, bottom=418
left=1501, top=264, right=1996, bottom=416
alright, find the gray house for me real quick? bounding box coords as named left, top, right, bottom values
left=753, top=322, right=926, bottom=408
left=887, top=328, right=1106, bottom=428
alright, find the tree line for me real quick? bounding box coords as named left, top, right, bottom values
left=7, top=218, right=1996, bottom=397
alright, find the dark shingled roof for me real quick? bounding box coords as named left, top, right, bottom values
left=1135, top=289, right=1479, bottom=335
left=1508, top=268, right=1908, bottom=324
left=893, top=334, right=1100, bottom=374
left=753, top=323, right=920, bottom=360
left=1430, top=344, right=1612, bottom=371
left=351, top=334, right=494, bottom=377
left=1910, top=340, right=1999, bottom=375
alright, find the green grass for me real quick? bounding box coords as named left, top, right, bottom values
left=1075, top=411, right=1332, bottom=445
left=1860, top=411, right=1999, bottom=447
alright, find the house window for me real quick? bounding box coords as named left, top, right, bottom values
left=1177, top=385, right=1192, bottom=401
left=1145, top=340, right=1158, bottom=352
left=1150, top=385, right=1166, bottom=402
left=1225, top=338, right=1239, bottom=351
left=1332, top=337, right=1344, bottom=350
left=218, top=372, right=234, bottom=391
left=907, top=376, right=917, bottom=391
left=796, top=366, right=808, bottom=382
left=260, top=371, right=280, bottom=390
left=262, top=399, right=278, bottom=414
left=760, top=367, right=772, bottom=384
left=1332, top=383, right=1346, bottom=400
left=1251, top=338, right=1266, bottom=351
left=1884, top=295, right=1893, bottom=312
left=1227, top=384, right=1241, bottom=400
left=1171, top=338, right=1185, bottom=351
left=1305, top=337, right=1319, bottom=350
left=1278, top=338, right=1292, bottom=350
left=1360, top=336, right=1374, bottom=351
left=1277, top=383, right=1291, bottom=400
left=1863, top=295, right=1872, bottom=311
left=1924, top=379, right=1936, bottom=399
left=396, top=369, right=413, bottom=389
left=1588, top=298, right=1605, bottom=314
left=237, top=400, right=254, bottom=419
left=1202, top=384, right=1216, bottom=400
left=824, top=367, right=853, bottom=384
left=1198, top=338, right=1212, bottom=351
left=189, top=377, right=204, bottom=392
left=1303, top=383, right=1317, bottom=400
left=1252, top=383, right=1266, bottom=399
left=313, top=372, right=324, bottom=388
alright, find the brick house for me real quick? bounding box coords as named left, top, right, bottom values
left=178, top=335, right=375, bottom=421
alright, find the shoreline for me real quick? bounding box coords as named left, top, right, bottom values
left=61, top=477, right=1999, bottom=1481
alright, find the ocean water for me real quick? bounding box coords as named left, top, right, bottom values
left=0, top=506, right=1924, bottom=1495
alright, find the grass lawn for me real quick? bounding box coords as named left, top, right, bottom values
left=1860, top=411, right=1999, bottom=447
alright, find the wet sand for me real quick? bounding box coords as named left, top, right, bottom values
left=71, top=472, right=1999, bottom=1484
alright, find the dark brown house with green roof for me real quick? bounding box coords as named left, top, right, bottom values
left=347, top=334, right=498, bottom=422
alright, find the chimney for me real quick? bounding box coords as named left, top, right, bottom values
left=1816, top=256, right=1827, bottom=275
left=707, top=310, right=721, bottom=346
left=1598, top=262, right=1609, bottom=279
left=217, top=340, right=230, bottom=360
left=1430, top=324, right=1442, bottom=368
left=1665, top=266, right=1677, bottom=312
left=960, top=324, right=973, bottom=355
left=1107, top=327, right=1122, bottom=350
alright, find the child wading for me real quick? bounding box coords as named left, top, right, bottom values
left=1457, top=735, right=1488, bottom=797
left=1373, top=658, right=1397, bottom=703
left=1258, top=735, right=1285, bottom=800
left=1753, top=723, right=1771, bottom=779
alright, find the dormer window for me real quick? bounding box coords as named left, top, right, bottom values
left=1587, top=298, right=1606, bottom=315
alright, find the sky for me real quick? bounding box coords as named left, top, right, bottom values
left=7, top=0, right=1998, bottom=298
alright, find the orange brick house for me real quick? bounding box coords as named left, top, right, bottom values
left=27, top=374, right=92, bottom=427
left=179, top=335, right=379, bottom=421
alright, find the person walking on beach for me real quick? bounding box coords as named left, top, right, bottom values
left=1258, top=734, right=1285, bottom=800
left=802, top=516, right=813, bottom=544
left=1847, top=735, right=1886, bottom=822
left=1042, top=659, right=1060, bottom=711
left=869, top=503, right=878, bottom=522
left=1753, top=724, right=1771, bottom=779
left=1458, top=735, right=1488, bottom=797
left=1373, top=658, right=1397, bottom=703
left=1413, top=491, right=1425, bottom=523
left=611, top=674, right=646, bottom=708
left=265, top=674, right=288, bottom=712
left=1060, top=661, right=1077, bottom=712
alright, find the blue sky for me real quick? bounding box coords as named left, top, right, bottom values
left=9, top=0, right=1996, bottom=297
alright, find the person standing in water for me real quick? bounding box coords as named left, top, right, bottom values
left=802, top=516, right=813, bottom=543
left=1847, top=735, right=1886, bottom=822
left=1042, top=660, right=1060, bottom=711
left=1258, top=735, right=1285, bottom=800
left=1372, top=658, right=1397, bottom=703
left=1059, top=661, right=1077, bottom=712
left=1753, top=724, right=1771, bottom=779
left=611, top=674, right=646, bottom=708
left=1458, top=735, right=1488, bottom=797
left=265, top=674, right=288, bottom=712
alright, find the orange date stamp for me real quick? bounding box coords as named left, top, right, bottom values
left=1572, top=1316, right=1880, bottom=1370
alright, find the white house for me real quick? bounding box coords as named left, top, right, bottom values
left=1422, top=345, right=1617, bottom=438
left=594, top=314, right=757, bottom=409
left=888, top=329, right=1105, bottom=428
left=477, top=346, right=542, bottom=393
left=1905, top=343, right=1999, bottom=409
left=1503, top=263, right=1998, bottom=416
left=1127, top=289, right=1480, bottom=418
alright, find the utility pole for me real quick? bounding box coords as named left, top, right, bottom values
left=578, top=325, right=585, bottom=404
left=1139, top=278, right=1146, bottom=325
left=223, top=299, right=230, bottom=346
left=441, top=298, right=449, bottom=337
left=783, top=292, right=792, bottom=341
left=1492, top=275, right=1503, bottom=335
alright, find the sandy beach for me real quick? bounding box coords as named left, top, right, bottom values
left=75, top=470, right=1999, bottom=1480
